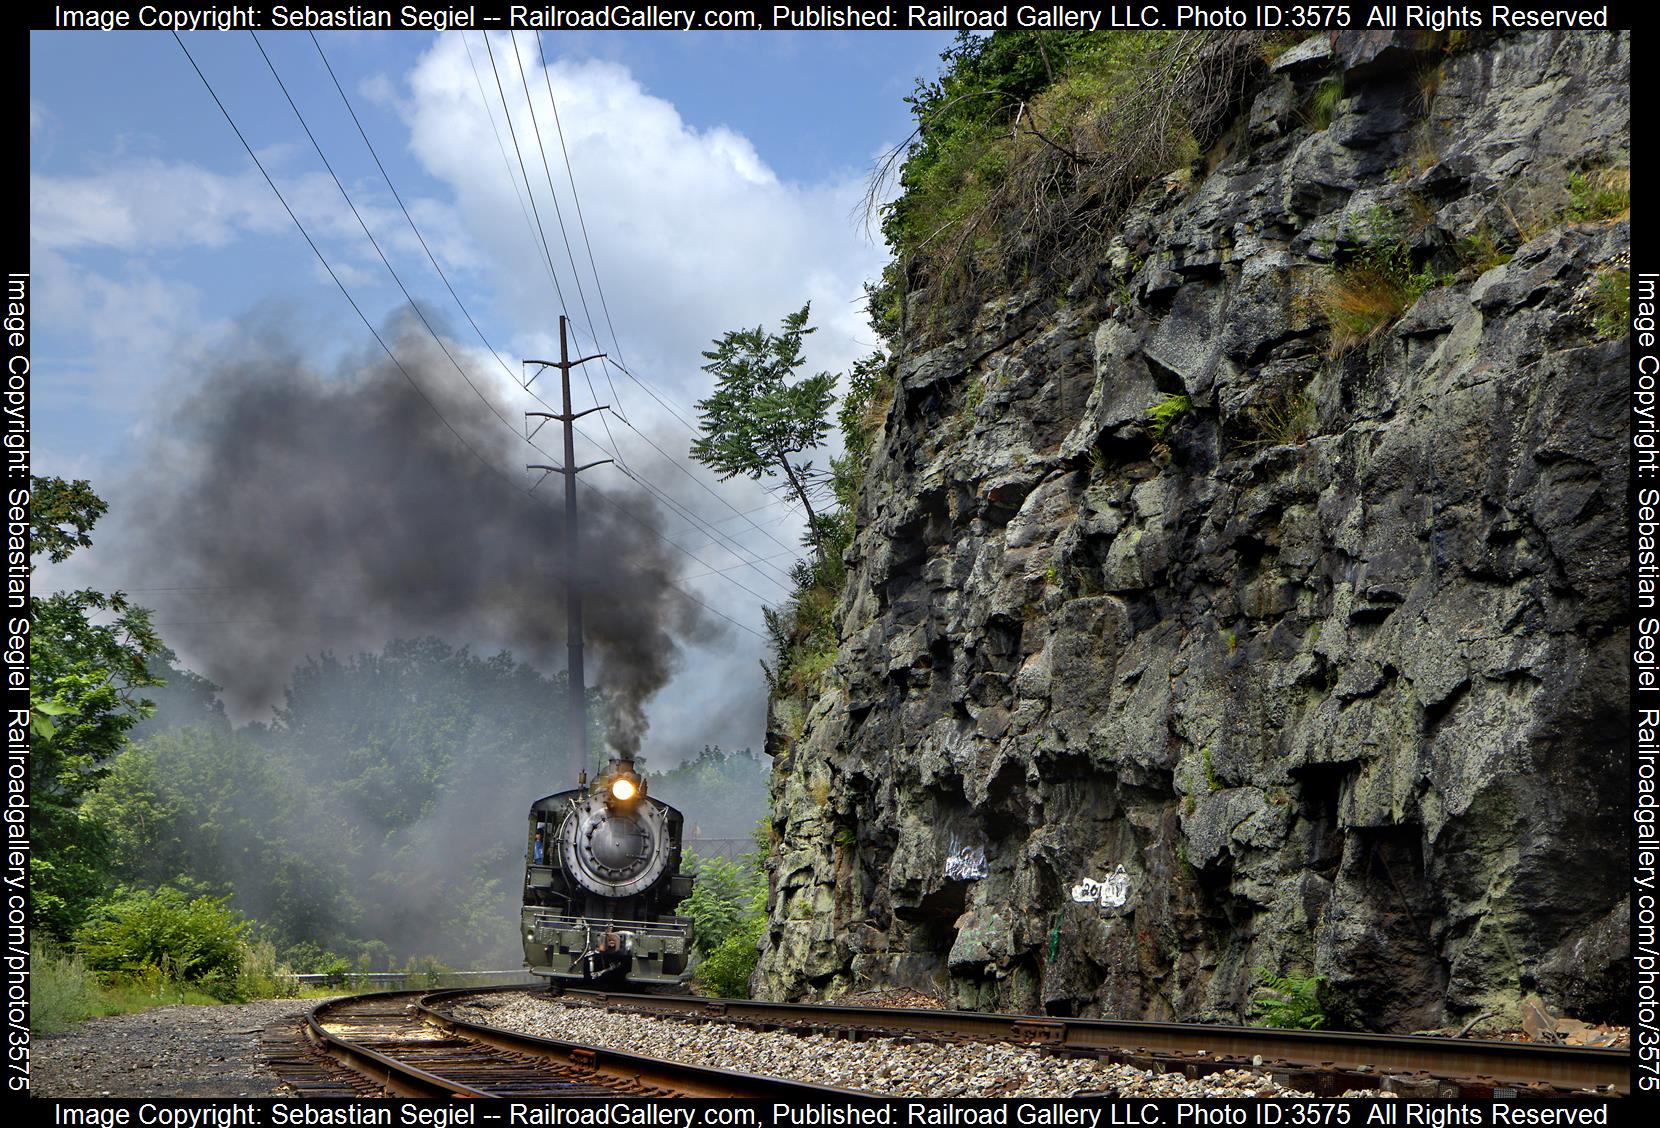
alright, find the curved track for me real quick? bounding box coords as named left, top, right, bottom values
left=293, top=990, right=866, bottom=1098
left=280, top=987, right=1626, bottom=1099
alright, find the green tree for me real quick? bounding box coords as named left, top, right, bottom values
left=649, top=746, right=770, bottom=840
left=30, top=476, right=108, bottom=564
left=30, top=477, right=165, bottom=939
left=690, top=303, right=837, bottom=562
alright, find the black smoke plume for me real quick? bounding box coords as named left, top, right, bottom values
left=123, top=310, right=720, bottom=759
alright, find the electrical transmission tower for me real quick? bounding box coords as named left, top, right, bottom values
left=525, top=315, right=611, bottom=786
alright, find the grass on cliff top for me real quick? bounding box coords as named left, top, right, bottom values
left=864, top=30, right=1267, bottom=345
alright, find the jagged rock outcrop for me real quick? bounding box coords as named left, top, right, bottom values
left=757, top=30, right=1629, bottom=1031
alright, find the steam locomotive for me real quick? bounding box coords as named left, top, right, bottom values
left=520, top=757, right=696, bottom=985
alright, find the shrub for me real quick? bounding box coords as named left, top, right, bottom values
left=282, top=941, right=354, bottom=978
left=759, top=355, right=893, bottom=704
left=1455, top=227, right=1512, bottom=276
left=695, top=915, right=764, bottom=999
left=762, top=571, right=842, bottom=700
left=74, top=886, right=250, bottom=999
left=400, top=955, right=454, bottom=988
left=1250, top=968, right=1328, bottom=1029
left=678, top=851, right=766, bottom=956
left=236, top=937, right=299, bottom=1000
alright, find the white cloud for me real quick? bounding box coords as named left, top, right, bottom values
left=30, top=152, right=473, bottom=294
left=31, top=160, right=285, bottom=251
left=402, top=35, right=884, bottom=408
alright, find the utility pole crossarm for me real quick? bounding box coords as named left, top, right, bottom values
left=522, top=350, right=606, bottom=388
left=525, top=352, right=607, bottom=368
left=526, top=405, right=609, bottom=422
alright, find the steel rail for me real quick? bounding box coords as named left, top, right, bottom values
left=306, top=996, right=496, bottom=1098
left=484, top=986, right=1627, bottom=1096
left=306, top=990, right=869, bottom=1099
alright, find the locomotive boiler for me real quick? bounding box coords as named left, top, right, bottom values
left=521, top=756, right=695, bottom=985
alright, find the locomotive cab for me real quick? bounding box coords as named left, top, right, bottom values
left=522, top=758, right=695, bottom=985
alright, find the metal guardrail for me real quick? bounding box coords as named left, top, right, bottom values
left=280, top=969, right=535, bottom=985
left=682, top=838, right=754, bottom=862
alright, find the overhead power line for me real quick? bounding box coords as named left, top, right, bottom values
left=258, top=32, right=791, bottom=602
left=309, top=31, right=522, bottom=389
left=465, top=31, right=798, bottom=588
left=312, top=33, right=793, bottom=594
left=173, top=31, right=509, bottom=491
left=497, top=30, right=810, bottom=566
left=172, top=32, right=768, bottom=641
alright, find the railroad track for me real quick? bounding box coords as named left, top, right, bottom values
left=268, top=989, right=867, bottom=1098
left=267, top=986, right=1627, bottom=1099
left=430, top=986, right=1627, bottom=1099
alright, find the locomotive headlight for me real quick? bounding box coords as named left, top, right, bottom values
left=610, top=777, right=637, bottom=802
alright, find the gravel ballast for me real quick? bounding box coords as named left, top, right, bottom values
left=30, top=998, right=328, bottom=1098
left=450, top=993, right=1333, bottom=1098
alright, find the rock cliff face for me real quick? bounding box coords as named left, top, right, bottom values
left=756, top=31, right=1630, bottom=1031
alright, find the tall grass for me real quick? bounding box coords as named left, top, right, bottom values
left=32, top=933, right=308, bottom=1033
left=1589, top=268, right=1630, bottom=340
left=1318, top=234, right=1452, bottom=354
left=32, top=943, right=106, bottom=1033
left=1302, top=78, right=1344, bottom=130
left=1564, top=168, right=1630, bottom=223
left=31, top=941, right=225, bottom=1033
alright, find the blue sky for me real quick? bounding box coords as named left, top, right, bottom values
left=30, top=28, right=955, bottom=756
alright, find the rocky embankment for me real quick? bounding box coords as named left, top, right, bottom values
left=758, top=30, right=1629, bottom=1032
